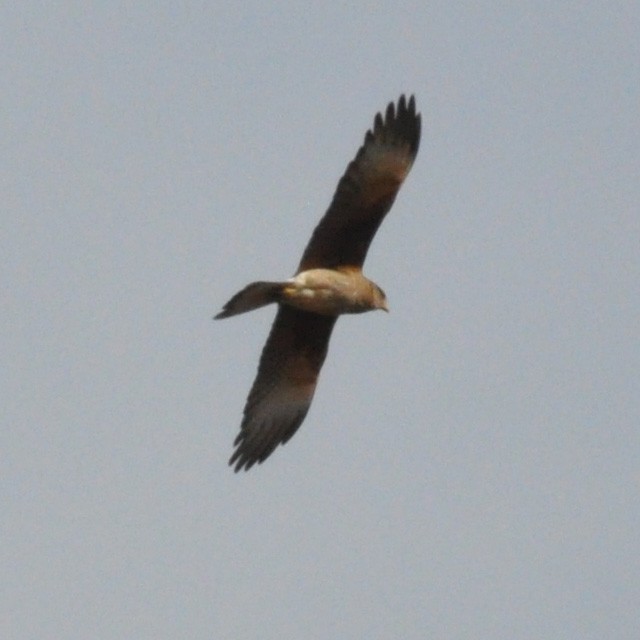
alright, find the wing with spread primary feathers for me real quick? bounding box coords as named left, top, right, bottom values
left=229, top=306, right=337, bottom=472
left=297, top=94, right=421, bottom=272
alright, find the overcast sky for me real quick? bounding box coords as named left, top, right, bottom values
left=3, top=2, right=639, bottom=638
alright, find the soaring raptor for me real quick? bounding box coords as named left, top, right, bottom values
left=216, top=95, right=421, bottom=471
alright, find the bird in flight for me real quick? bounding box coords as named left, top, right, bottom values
left=216, top=95, right=421, bottom=471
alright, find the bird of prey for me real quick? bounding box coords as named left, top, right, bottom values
left=216, top=95, right=421, bottom=471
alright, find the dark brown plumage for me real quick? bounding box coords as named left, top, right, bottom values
left=217, top=95, right=421, bottom=471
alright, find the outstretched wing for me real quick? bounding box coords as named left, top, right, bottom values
left=229, top=306, right=337, bottom=472
left=297, top=95, right=421, bottom=272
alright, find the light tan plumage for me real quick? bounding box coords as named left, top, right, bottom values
left=216, top=95, right=421, bottom=471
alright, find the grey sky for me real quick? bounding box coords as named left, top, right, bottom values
left=3, top=2, right=639, bottom=638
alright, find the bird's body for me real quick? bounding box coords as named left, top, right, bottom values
left=216, top=95, right=421, bottom=471
left=283, top=268, right=388, bottom=315
left=216, top=268, right=387, bottom=319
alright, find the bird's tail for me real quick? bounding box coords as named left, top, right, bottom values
left=214, top=281, right=284, bottom=319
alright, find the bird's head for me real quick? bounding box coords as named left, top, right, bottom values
left=372, top=284, right=389, bottom=312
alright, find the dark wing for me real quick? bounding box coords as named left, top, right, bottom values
left=297, top=94, right=421, bottom=272
left=229, top=306, right=337, bottom=472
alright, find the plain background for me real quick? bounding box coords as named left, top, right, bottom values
left=3, top=2, right=639, bottom=638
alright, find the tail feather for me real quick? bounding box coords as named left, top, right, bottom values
left=215, top=281, right=283, bottom=319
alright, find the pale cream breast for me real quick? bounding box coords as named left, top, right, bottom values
left=282, top=268, right=382, bottom=315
